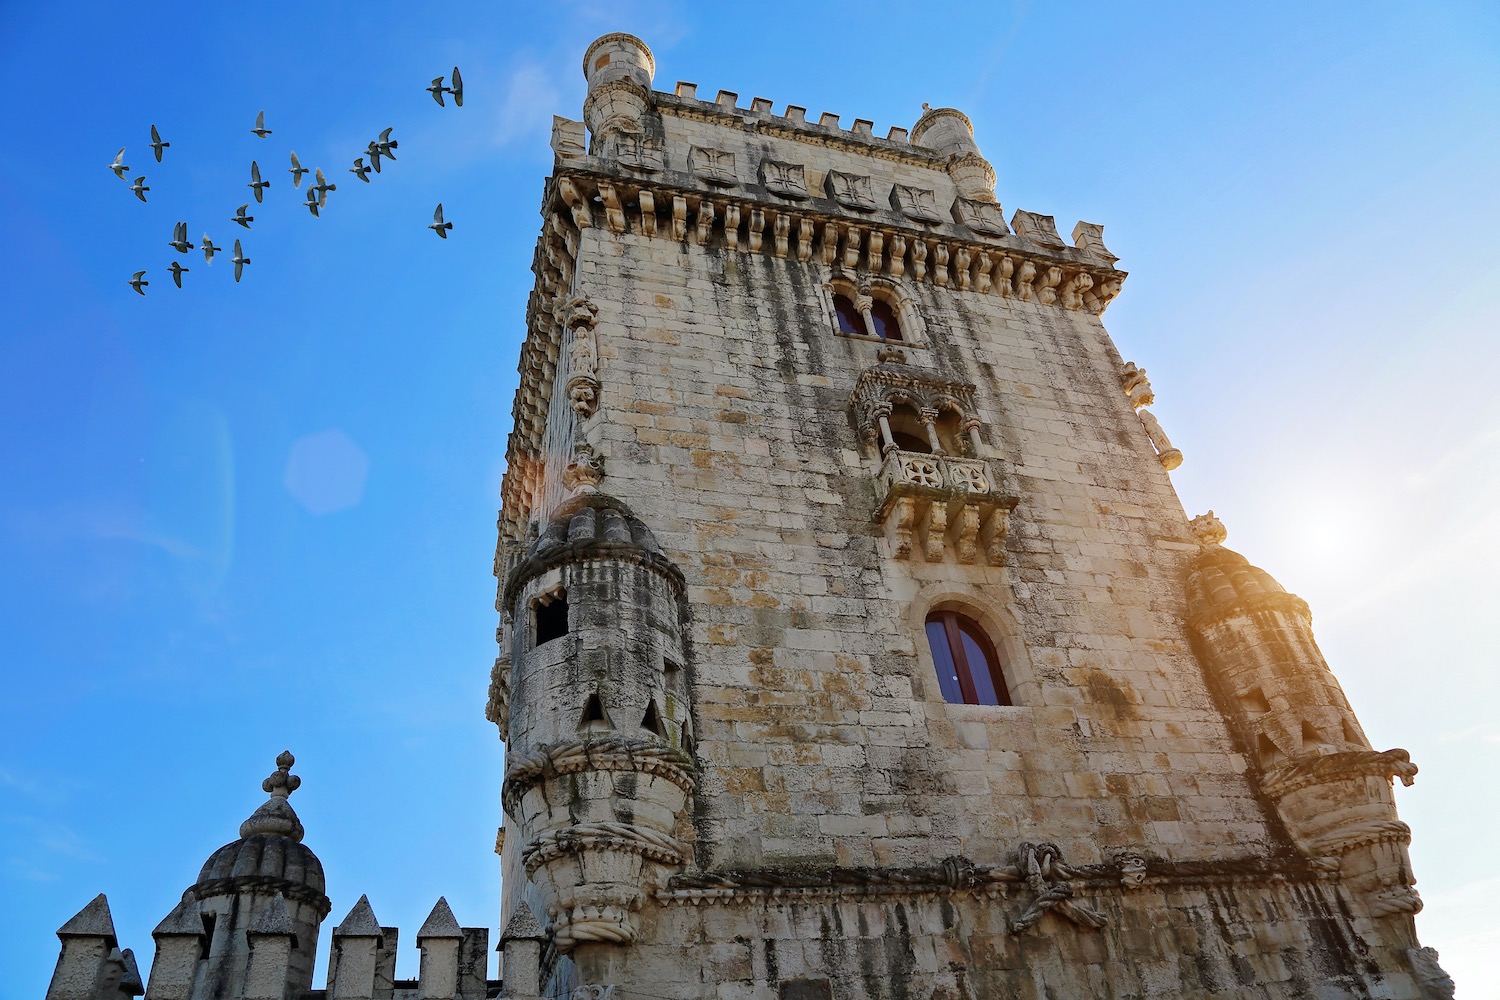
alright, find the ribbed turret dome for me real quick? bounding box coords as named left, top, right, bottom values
left=504, top=492, right=682, bottom=608
left=193, top=752, right=330, bottom=914
left=1184, top=511, right=1306, bottom=620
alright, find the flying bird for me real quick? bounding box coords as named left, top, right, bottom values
left=202, top=234, right=222, bottom=262
left=251, top=110, right=271, bottom=138
left=149, top=125, right=168, bottom=162
left=168, top=261, right=189, bottom=288
left=128, top=270, right=148, bottom=295
left=365, top=141, right=383, bottom=174
left=427, top=76, right=447, bottom=107
left=288, top=151, right=308, bottom=188
left=130, top=176, right=149, bottom=202
left=232, top=204, right=254, bottom=229
left=448, top=66, right=463, bottom=107
left=231, top=239, right=250, bottom=282
left=248, top=161, right=270, bottom=203
left=109, top=148, right=129, bottom=178
left=303, top=186, right=320, bottom=217
left=168, top=221, right=193, bottom=254
left=312, top=167, right=336, bottom=207
left=349, top=157, right=371, bottom=183
left=376, top=127, right=398, bottom=161
left=429, top=203, right=452, bottom=238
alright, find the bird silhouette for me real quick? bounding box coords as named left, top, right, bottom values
left=428, top=76, right=447, bottom=107
left=248, top=161, right=270, bottom=203
left=376, top=127, right=398, bottom=161
left=168, top=261, right=189, bottom=288
left=128, top=270, right=148, bottom=295
left=109, top=147, right=129, bottom=179
left=232, top=204, right=254, bottom=229
left=131, top=176, right=149, bottom=202
left=168, top=222, right=193, bottom=254
left=202, top=234, right=222, bottom=263
left=289, top=151, right=308, bottom=188
left=365, top=141, right=384, bottom=174
left=150, top=125, right=168, bottom=162
left=303, top=186, right=320, bottom=217
left=429, top=203, right=452, bottom=238
left=349, top=157, right=371, bottom=183
left=312, top=168, right=336, bottom=208
left=251, top=110, right=271, bottom=139
left=448, top=66, right=463, bottom=107
left=231, top=239, right=250, bottom=281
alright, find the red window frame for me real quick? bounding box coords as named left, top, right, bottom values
left=924, top=611, right=1011, bottom=706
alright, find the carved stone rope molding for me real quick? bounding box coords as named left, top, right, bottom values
left=521, top=820, right=686, bottom=875
left=502, top=735, right=696, bottom=818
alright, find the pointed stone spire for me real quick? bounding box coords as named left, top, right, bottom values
left=417, top=897, right=463, bottom=940
left=335, top=895, right=382, bottom=936
left=249, top=897, right=295, bottom=937
left=500, top=901, right=545, bottom=943
left=240, top=750, right=305, bottom=842
left=151, top=892, right=201, bottom=938
left=118, top=948, right=145, bottom=995
left=58, top=893, right=117, bottom=942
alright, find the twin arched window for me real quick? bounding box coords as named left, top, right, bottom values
left=834, top=293, right=902, bottom=341
left=924, top=610, right=1011, bottom=706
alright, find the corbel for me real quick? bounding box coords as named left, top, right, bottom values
left=1037, top=265, right=1062, bottom=306
left=796, top=218, right=814, bottom=263
left=974, top=252, right=993, bottom=293
left=749, top=208, right=765, bottom=253
left=597, top=181, right=625, bottom=234
left=866, top=229, right=885, bottom=273
left=672, top=195, right=688, bottom=241
left=638, top=188, right=656, bottom=237
left=954, top=247, right=972, bottom=290
left=723, top=203, right=740, bottom=250
left=888, top=234, right=907, bottom=277
left=557, top=177, right=592, bottom=228
left=695, top=199, right=715, bottom=245
left=911, top=238, right=928, bottom=280
left=842, top=226, right=862, bottom=270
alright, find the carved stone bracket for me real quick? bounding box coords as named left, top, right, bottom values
left=875, top=451, right=1016, bottom=566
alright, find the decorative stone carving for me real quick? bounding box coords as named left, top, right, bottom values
left=1059, top=272, right=1093, bottom=310
left=1116, top=852, right=1148, bottom=888
left=1137, top=409, right=1182, bottom=470
left=824, top=170, right=877, bottom=211
left=610, top=132, right=663, bottom=173
left=1010, top=209, right=1066, bottom=248
left=759, top=159, right=808, bottom=200
left=951, top=197, right=1009, bottom=236
left=874, top=452, right=1014, bottom=566
left=1407, top=947, right=1456, bottom=1000
left=890, top=184, right=943, bottom=224
left=1120, top=362, right=1154, bottom=409
left=1189, top=510, right=1228, bottom=548
left=564, top=295, right=601, bottom=418
left=563, top=443, right=604, bottom=494
left=688, top=146, right=736, bottom=187
left=1072, top=220, right=1119, bottom=264
left=1008, top=843, right=1108, bottom=934
left=551, top=117, right=586, bottom=163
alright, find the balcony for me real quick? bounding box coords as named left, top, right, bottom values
left=874, top=451, right=1017, bottom=565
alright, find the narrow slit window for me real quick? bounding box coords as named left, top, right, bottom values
left=534, top=591, right=568, bottom=646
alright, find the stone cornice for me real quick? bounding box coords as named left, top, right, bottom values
left=1261, top=747, right=1419, bottom=798
left=1187, top=590, right=1313, bottom=631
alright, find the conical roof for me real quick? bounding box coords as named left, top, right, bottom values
left=193, top=752, right=330, bottom=916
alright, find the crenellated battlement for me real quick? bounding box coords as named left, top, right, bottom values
left=659, top=82, right=921, bottom=153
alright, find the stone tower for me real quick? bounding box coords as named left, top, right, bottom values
left=487, top=32, right=1454, bottom=1000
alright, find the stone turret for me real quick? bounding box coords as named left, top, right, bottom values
left=581, top=32, right=657, bottom=149
left=1186, top=512, right=1423, bottom=927
left=45, top=895, right=143, bottom=1000
left=498, top=491, right=696, bottom=954
left=910, top=104, right=998, bottom=202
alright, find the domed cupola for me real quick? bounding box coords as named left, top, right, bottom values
left=1185, top=512, right=1423, bottom=926
left=496, top=490, right=696, bottom=958
left=152, top=753, right=331, bottom=1000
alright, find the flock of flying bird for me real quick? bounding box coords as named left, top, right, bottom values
left=113, top=68, right=464, bottom=295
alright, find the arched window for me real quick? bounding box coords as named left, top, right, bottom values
left=831, top=291, right=905, bottom=341
left=925, top=611, right=1010, bottom=706
left=887, top=403, right=931, bottom=453
left=834, top=294, right=864, bottom=337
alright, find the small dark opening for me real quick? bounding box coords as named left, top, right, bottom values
left=1342, top=718, right=1364, bottom=746
left=534, top=592, right=568, bottom=646
left=1300, top=720, right=1323, bottom=749
left=579, top=693, right=609, bottom=732
left=641, top=700, right=666, bottom=738
left=1258, top=734, right=1285, bottom=770
left=1239, top=687, right=1271, bottom=715
left=199, top=912, right=216, bottom=960
left=891, top=430, right=930, bottom=452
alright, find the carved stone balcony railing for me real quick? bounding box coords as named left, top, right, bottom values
left=874, top=451, right=1017, bottom=565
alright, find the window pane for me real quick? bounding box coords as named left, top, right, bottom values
left=834, top=296, right=864, bottom=336
left=870, top=300, right=901, bottom=340
left=959, top=628, right=1001, bottom=706
left=925, top=620, right=963, bottom=703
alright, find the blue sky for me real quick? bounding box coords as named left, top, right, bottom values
left=3, top=2, right=1498, bottom=996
